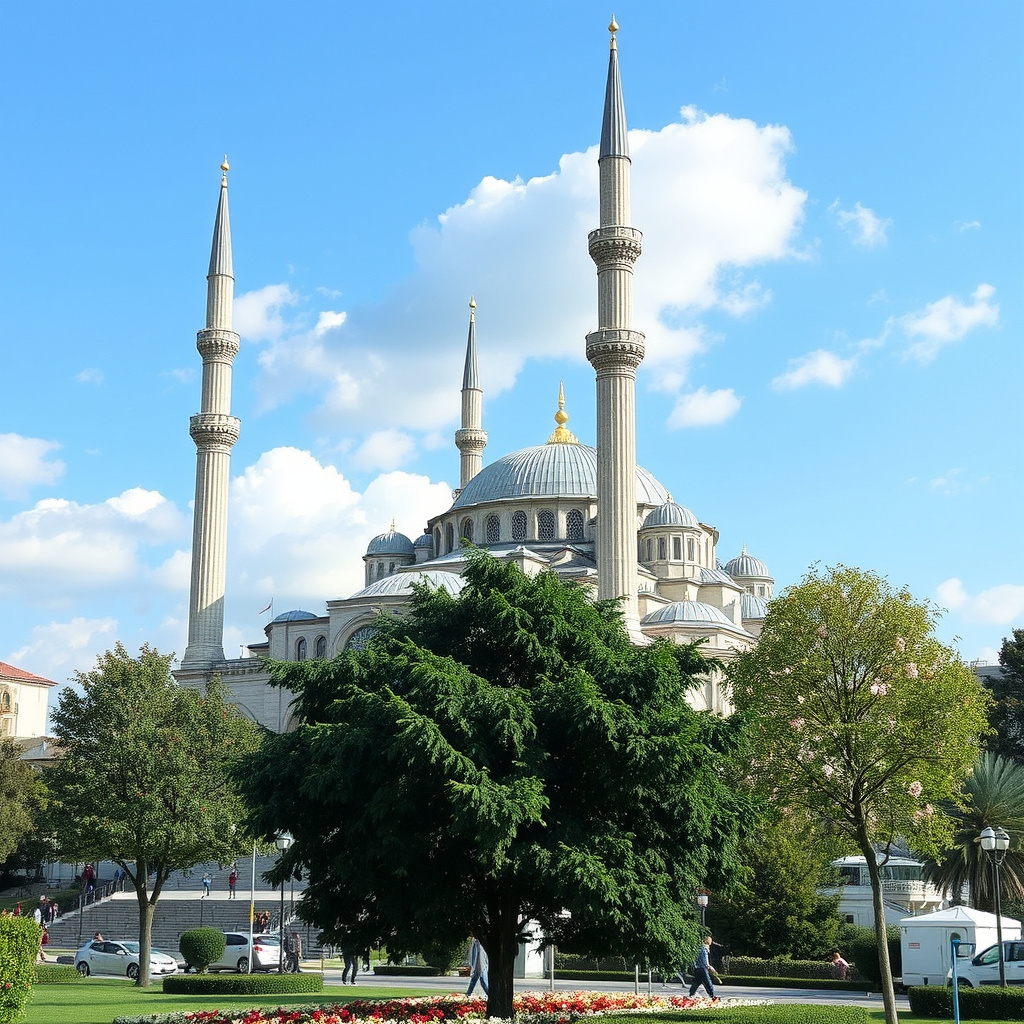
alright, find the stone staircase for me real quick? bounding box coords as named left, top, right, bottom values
left=45, top=856, right=320, bottom=960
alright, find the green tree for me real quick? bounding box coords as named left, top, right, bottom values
left=43, top=643, right=262, bottom=986
left=236, top=554, right=752, bottom=1018
left=0, top=739, right=46, bottom=867
left=986, top=630, right=1024, bottom=763
left=920, top=752, right=1024, bottom=912
left=709, top=813, right=844, bottom=959
left=730, top=565, right=990, bottom=1024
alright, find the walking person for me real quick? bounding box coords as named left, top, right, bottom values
left=466, top=934, right=489, bottom=996
left=228, top=868, right=237, bottom=898
left=688, top=935, right=718, bottom=1000
left=201, top=871, right=212, bottom=897
left=342, top=946, right=359, bottom=984
left=288, top=931, right=302, bottom=972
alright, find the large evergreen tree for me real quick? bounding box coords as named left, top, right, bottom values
left=44, top=644, right=262, bottom=986
left=731, top=565, right=990, bottom=1024
left=986, top=630, right=1024, bottom=763
left=236, top=554, right=751, bottom=1017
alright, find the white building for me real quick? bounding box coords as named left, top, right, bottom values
left=175, top=22, right=776, bottom=730
left=0, top=661, right=55, bottom=741
left=827, top=855, right=948, bottom=927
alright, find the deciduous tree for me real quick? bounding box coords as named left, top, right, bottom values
left=44, top=643, right=262, bottom=986
left=0, top=738, right=45, bottom=867
left=731, top=565, right=990, bottom=1024
left=237, top=554, right=752, bottom=1018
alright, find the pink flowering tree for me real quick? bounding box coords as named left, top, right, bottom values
left=730, top=565, right=990, bottom=1024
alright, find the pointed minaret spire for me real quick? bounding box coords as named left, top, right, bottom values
left=182, top=158, right=241, bottom=670
left=455, top=296, right=487, bottom=490
left=586, top=18, right=645, bottom=627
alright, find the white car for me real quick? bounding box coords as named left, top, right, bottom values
left=947, top=940, right=1024, bottom=987
left=204, top=931, right=283, bottom=973
left=75, top=939, right=179, bottom=979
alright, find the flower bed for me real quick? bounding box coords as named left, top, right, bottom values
left=111, top=989, right=767, bottom=1024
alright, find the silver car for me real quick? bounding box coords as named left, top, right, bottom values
left=205, top=931, right=283, bottom=973
left=75, top=939, right=178, bottom=979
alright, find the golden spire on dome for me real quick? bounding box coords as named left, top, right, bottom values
left=609, top=15, right=618, bottom=48
left=220, top=155, right=229, bottom=186
left=469, top=295, right=476, bottom=320
left=547, top=381, right=579, bottom=444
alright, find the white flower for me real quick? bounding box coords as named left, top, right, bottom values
left=895, top=636, right=907, bottom=652
left=817, top=624, right=828, bottom=638
left=797, top=694, right=805, bottom=704
left=822, top=764, right=835, bottom=779
left=870, top=682, right=887, bottom=696
left=906, top=663, right=919, bottom=679
left=908, top=781, right=923, bottom=797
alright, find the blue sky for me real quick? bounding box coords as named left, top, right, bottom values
left=1, top=1, right=1021, bottom=704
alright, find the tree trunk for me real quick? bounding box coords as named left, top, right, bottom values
left=483, top=897, right=520, bottom=1020
left=858, top=826, right=898, bottom=1024
left=135, top=882, right=155, bottom=987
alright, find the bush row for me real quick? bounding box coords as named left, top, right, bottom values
left=602, top=1006, right=868, bottom=1024
left=909, top=984, right=1024, bottom=1020
left=718, top=976, right=872, bottom=991
left=33, top=963, right=82, bottom=984
left=0, top=915, right=40, bottom=1024
left=724, top=957, right=839, bottom=980
left=553, top=952, right=634, bottom=972
left=373, top=965, right=445, bottom=976
left=162, top=972, right=324, bottom=995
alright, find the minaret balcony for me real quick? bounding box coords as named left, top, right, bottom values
left=189, top=413, right=241, bottom=450
left=586, top=328, right=646, bottom=372
left=196, top=328, right=240, bottom=362
left=588, top=225, right=643, bottom=266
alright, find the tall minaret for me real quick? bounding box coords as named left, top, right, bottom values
left=182, top=159, right=241, bottom=669
left=586, top=19, right=645, bottom=625
left=454, top=296, right=487, bottom=491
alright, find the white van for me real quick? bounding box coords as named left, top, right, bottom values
left=948, top=941, right=1024, bottom=987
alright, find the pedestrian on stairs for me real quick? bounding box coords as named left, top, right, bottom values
left=228, top=869, right=237, bottom=898
left=202, top=872, right=212, bottom=897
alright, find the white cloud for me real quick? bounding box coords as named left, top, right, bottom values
left=930, top=468, right=967, bottom=495
left=771, top=349, right=858, bottom=391
left=0, top=489, right=187, bottom=600
left=974, top=646, right=1000, bottom=665
left=76, top=368, right=104, bottom=384
left=831, top=200, right=891, bottom=247
left=350, top=430, right=418, bottom=471
left=7, top=616, right=119, bottom=681
left=936, top=578, right=1024, bottom=625
left=0, top=434, right=66, bottom=498
left=667, top=387, right=741, bottom=428
left=902, top=283, right=999, bottom=364
left=246, top=108, right=805, bottom=441
left=226, top=446, right=452, bottom=610
left=956, top=220, right=981, bottom=232
left=163, top=368, right=196, bottom=385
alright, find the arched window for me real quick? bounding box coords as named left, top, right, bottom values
left=758, top=585, right=766, bottom=597
left=687, top=537, right=695, bottom=561
left=486, top=514, right=500, bottom=543
left=461, top=517, right=474, bottom=542
left=388, top=561, right=395, bottom=574
left=566, top=508, right=584, bottom=541
left=434, top=527, right=442, bottom=554
left=0, top=691, right=10, bottom=714
left=658, top=537, right=667, bottom=560
left=346, top=626, right=377, bottom=652
left=645, top=538, right=653, bottom=562
left=315, top=635, right=327, bottom=659
left=511, top=510, right=527, bottom=541
left=538, top=509, right=555, bottom=541
left=445, top=523, right=455, bottom=553
left=672, top=536, right=682, bottom=560
left=295, top=637, right=308, bottom=661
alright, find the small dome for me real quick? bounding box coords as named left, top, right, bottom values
left=724, top=548, right=771, bottom=579
left=740, top=593, right=769, bottom=620
left=641, top=601, right=733, bottom=627
left=271, top=609, right=319, bottom=623
left=365, top=528, right=415, bottom=557
left=699, top=566, right=739, bottom=587
left=350, top=569, right=466, bottom=599
left=413, top=532, right=433, bottom=549
left=642, top=498, right=699, bottom=529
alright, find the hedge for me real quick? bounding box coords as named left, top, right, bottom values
left=725, top=957, right=838, bottom=980
left=717, top=976, right=873, bottom=991
left=373, top=965, right=444, bottom=976
left=602, top=1006, right=868, bottom=1024
left=848, top=926, right=901, bottom=987
left=909, top=984, right=1024, bottom=1020
left=162, top=972, right=324, bottom=996
left=179, top=927, right=226, bottom=972
left=0, top=915, right=40, bottom=1024
left=33, top=963, right=82, bottom=985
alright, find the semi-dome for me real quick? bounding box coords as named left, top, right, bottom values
left=724, top=548, right=771, bottom=579
left=700, top=566, right=739, bottom=587
left=641, top=601, right=733, bottom=627
left=271, top=609, right=319, bottom=623
left=642, top=497, right=698, bottom=529
left=413, top=532, right=433, bottom=549
left=451, top=443, right=668, bottom=510
left=365, top=528, right=415, bottom=557
left=350, top=569, right=465, bottom=599
left=740, top=593, right=769, bottom=620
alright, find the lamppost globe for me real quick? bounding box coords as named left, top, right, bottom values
left=696, top=893, right=709, bottom=928
left=274, top=830, right=294, bottom=972
left=275, top=830, right=294, bottom=853
left=980, top=825, right=1011, bottom=987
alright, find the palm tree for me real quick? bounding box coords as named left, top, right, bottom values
left=921, top=753, right=1024, bottom=912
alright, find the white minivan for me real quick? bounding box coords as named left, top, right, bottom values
left=948, top=941, right=1024, bottom=987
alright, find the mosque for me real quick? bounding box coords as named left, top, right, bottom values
left=174, top=21, right=775, bottom=729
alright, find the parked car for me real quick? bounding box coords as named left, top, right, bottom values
left=202, top=931, right=283, bottom=973
left=74, top=939, right=178, bottom=979
left=947, top=940, right=1024, bottom=987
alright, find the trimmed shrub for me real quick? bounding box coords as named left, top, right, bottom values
left=420, top=938, right=466, bottom=973
left=725, top=956, right=839, bottom=980
left=554, top=952, right=632, bottom=971
left=162, top=971, right=323, bottom=995
left=603, top=1006, right=868, bottom=1024
left=848, top=925, right=901, bottom=987
left=179, top=927, right=227, bottom=972
left=373, top=965, right=443, bottom=976
left=32, top=963, right=82, bottom=985
left=909, top=984, right=1024, bottom=1020
left=0, top=915, right=40, bottom=1024
left=718, top=976, right=873, bottom=991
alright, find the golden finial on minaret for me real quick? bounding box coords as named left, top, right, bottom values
left=609, top=15, right=618, bottom=47
left=469, top=295, right=476, bottom=320
left=220, top=155, right=229, bottom=185
left=547, top=381, right=580, bottom=444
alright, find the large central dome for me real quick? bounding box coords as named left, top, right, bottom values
left=451, top=443, right=668, bottom=510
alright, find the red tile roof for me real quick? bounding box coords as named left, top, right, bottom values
left=0, top=662, right=57, bottom=687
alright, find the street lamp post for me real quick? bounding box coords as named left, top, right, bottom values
left=275, top=830, right=294, bottom=973
left=981, top=825, right=1011, bottom=988
left=696, top=893, right=709, bottom=929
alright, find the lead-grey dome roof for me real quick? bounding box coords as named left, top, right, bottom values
left=272, top=609, right=318, bottom=623
left=724, top=549, right=771, bottom=579
left=413, top=532, right=433, bottom=549
left=451, top=443, right=668, bottom=510
left=642, top=498, right=699, bottom=529
left=641, top=601, right=733, bottom=627
left=365, top=528, right=415, bottom=557
left=350, top=569, right=465, bottom=599
left=700, top=566, right=739, bottom=587
left=741, top=593, right=769, bottom=619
